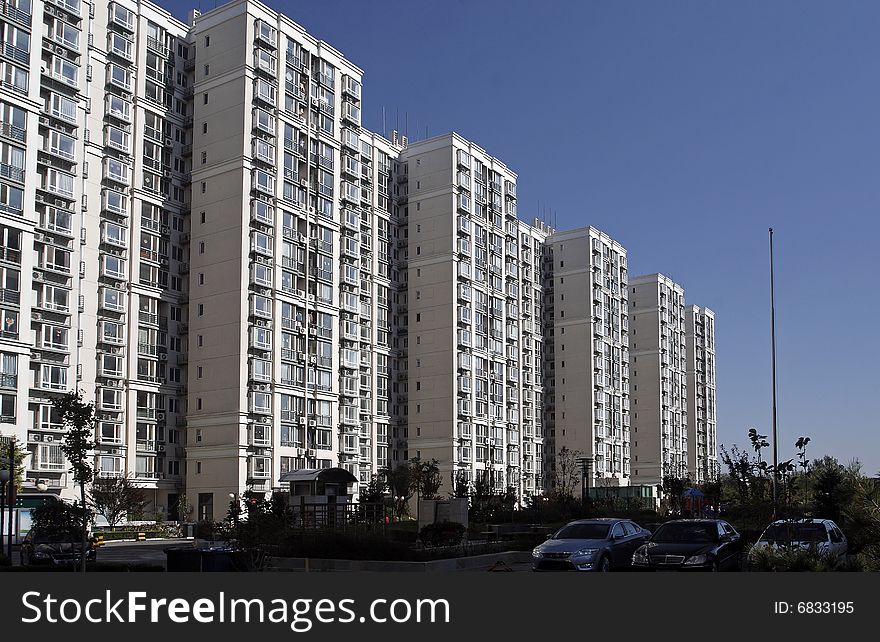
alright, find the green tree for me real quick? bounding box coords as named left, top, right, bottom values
left=661, top=473, right=691, bottom=515
left=30, top=500, right=86, bottom=537
left=795, top=436, right=812, bottom=515
left=91, top=474, right=148, bottom=528
left=53, top=391, right=96, bottom=573
left=0, top=438, right=26, bottom=492
left=810, top=456, right=848, bottom=522
left=409, top=457, right=442, bottom=500
left=384, top=464, right=413, bottom=520
left=451, top=471, right=470, bottom=499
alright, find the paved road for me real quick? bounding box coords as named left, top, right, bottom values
left=10, top=538, right=196, bottom=568
left=95, top=538, right=195, bottom=567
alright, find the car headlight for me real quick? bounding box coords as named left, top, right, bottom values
left=572, top=548, right=598, bottom=559
left=633, top=548, right=648, bottom=563
left=33, top=551, right=50, bottom=559
left=532, top=548, right=543, bottom=558
left=684, top=554, right=708, bottom=565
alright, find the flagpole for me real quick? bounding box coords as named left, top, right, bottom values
left=769, top=228, right=779, bottom=517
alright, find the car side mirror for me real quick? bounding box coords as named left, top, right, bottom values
left=546, top=533, right=553, bottom=540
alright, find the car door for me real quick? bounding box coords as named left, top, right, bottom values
left=608, top=522, right=628, bottom=568
left=622, top=522, right=644, bottom=563
left=828, top=524, right=847, bottom=562
left=720, top=522, right=741, bottom=570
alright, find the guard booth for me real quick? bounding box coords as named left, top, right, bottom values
left=280, top=468, right=358, bottom=529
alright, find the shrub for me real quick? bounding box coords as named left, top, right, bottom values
left=747, top=544, right=848, bottom=572
left=419, top=521, right=466, bottom=548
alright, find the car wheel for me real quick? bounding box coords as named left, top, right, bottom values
left=598, top=555, right=611, bottom=572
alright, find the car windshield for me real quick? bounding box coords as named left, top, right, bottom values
left=761, top=523, right=827, bottom=543
left=553, top=524, right=610, bottom=540
left=35, top=532, right=81, bottom=544
left=652, top=523, right=718, bottom=543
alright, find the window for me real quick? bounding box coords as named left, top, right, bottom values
left=52, top=57, right=78, bottom=86
left=101, top=255, right=126, bottom=279
left=44, top=169, right=74, bottom=197
left=40, top=365, right=67, bottom=390
left=42, top=325, right=67, bottom=350
left=107, top=63, right=130, bottom=91
left=1, top=61, right=27, bottom=94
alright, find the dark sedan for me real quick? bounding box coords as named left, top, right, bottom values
left=19, top=530, right=97, bottom=567
left=632, top=519, right=742, bottom=571
left=532, top=518, right=651, bottom=571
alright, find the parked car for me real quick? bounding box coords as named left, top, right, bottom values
left=632, top=519, right=743, bottom=571
left=749, top=519, right=848, bottom=565
left=19, top=530, right=97, bottom=567
left=532, top=518, right=651, bottom=571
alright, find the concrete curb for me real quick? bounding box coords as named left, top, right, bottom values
left=267, top=550, right=531, bottom=572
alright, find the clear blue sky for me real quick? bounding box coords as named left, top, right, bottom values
left=170, top=0, right=880, bottom=474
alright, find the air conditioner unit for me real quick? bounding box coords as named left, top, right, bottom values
left=164, top=138, right=173, bottom=147
left=308, top=420, right=316, bottom=427
left=45, top=435, right=55, bottom=442
left=309, top=356, right=317, bottom=364
left=159, top=353, right=168, bottom=361
left=29, top=433, right=41, bottom=442
left=33, top=312, right=43, bottom=321
left=307, top=294, right=315, bottom=302
left=306, top=449, right=316, bottom=457
left=294, top=447, right=305, bottom=456
left=55, top=46, right=65, bottom=55
left=157, top=413, right=166, bottom=421
left=158, top=445, right=166, bottom=452
left=161, top=226, right=170, bottom=235
left=295, top=323, right=304, bottom=332
left=163, top=170, right=171, bottom=178
left=39, top=116, right=50, bottom=126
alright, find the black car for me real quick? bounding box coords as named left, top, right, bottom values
left=632, top=519, right=742, bottom=571
left=532, top=518, right=651, bottom=571
left=19, top=530, right=97, bottom=567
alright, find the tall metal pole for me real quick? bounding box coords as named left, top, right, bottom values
left=769, top=228, right=779, bottom=516
left=5, top=441, right=13, bottom=560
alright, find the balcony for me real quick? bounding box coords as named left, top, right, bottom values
left=146, top=36, right=170, bottom=59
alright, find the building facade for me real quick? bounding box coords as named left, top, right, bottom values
left=542, top=227, right=631, bottom=494
left=628, top=274, right=688, bottom=487
left=183, top=0, right=405, bottom=520
left=1, top=0, right=194, bottom=515
left=0, top=0, right=717, bottom=513
left=685, top=305, right=717, bottom=482
left=400, top=133, right=546, bottom=500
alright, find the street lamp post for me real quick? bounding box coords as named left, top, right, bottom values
left=0, top=469, right=8, bottom=559
left=1, top=435, right=14, bottom=560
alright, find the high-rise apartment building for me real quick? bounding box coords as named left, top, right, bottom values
left=184, top=0, right=405, bottom=519
left=543, top=227, right=631, bottom=492
left=0, top=0, right=716, bottom=514
left=628, top=274, right=688, bottom=487
left=685, top=305, right=717, bottom=482
left=1, top=0, right=194, bottom=514
left=401, top=133, right=546, bottom=499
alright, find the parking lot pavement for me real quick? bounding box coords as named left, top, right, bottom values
left=94, top=538, right=194, bottom=567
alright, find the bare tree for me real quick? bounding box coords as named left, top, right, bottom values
left=552, top=446, right=583, bottom=499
